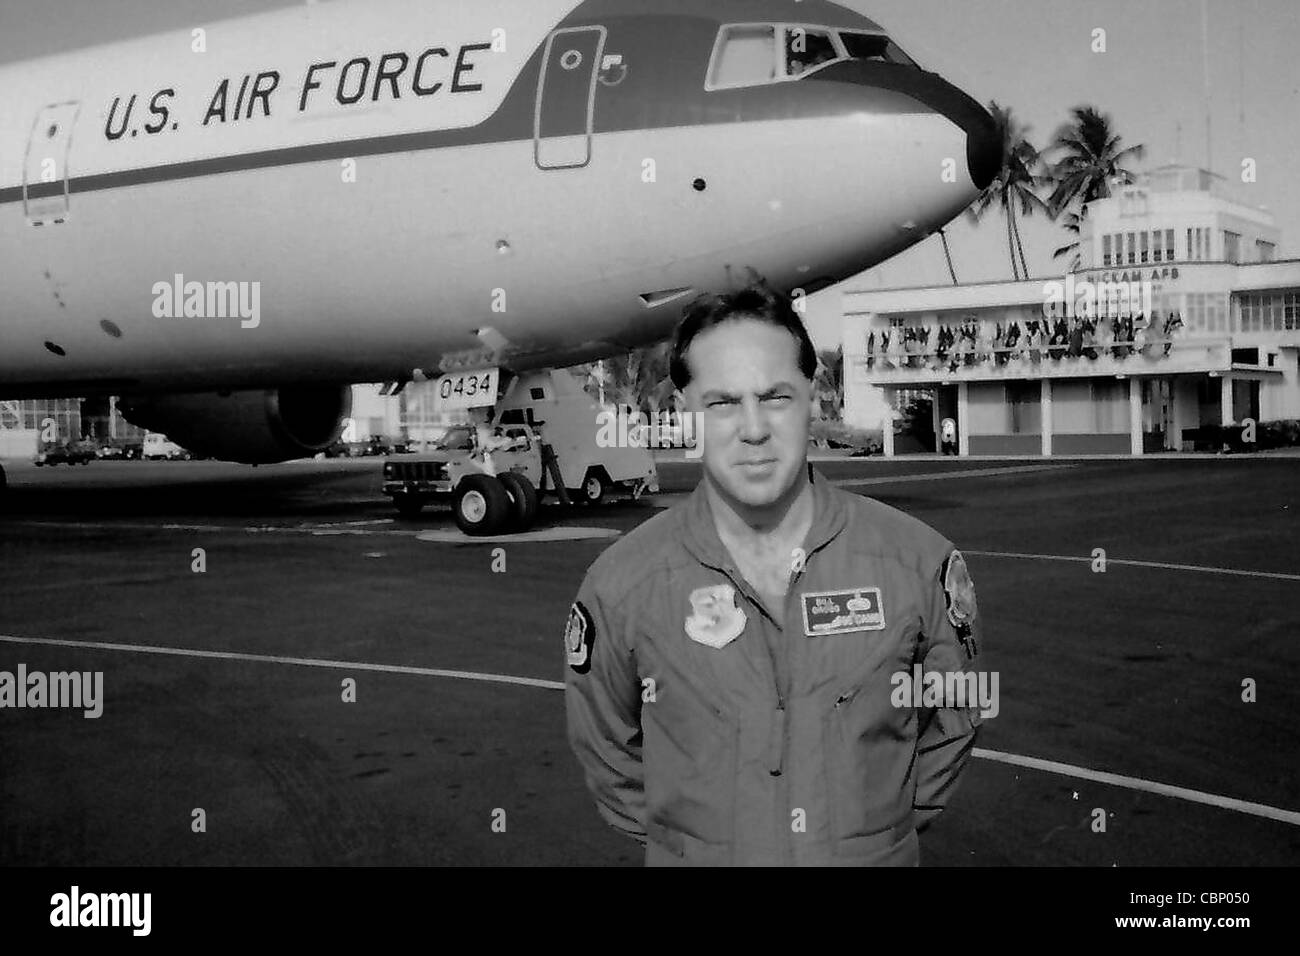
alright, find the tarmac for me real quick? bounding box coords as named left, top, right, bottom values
left=0, top=453, right=1297, bottom=865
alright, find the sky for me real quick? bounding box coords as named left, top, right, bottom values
left=3, top=0, right=1297, bottom=348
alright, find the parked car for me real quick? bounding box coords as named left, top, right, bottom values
left=324, top=438, right=369, bottom=458
left=34, top=440, right=96, bottom=466
left=96, top=439, right=142, bottom=460
left=96, top=443, right=127, bottom=460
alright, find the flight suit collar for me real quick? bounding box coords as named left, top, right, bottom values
left=678, top=463, right=848, bottom=571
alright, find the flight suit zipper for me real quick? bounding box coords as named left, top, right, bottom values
left=710, top=535, right=832, bottom=865
left=710, top=561, right=791, bottom=864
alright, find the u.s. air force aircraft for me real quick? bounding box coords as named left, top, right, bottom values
left=0, top=0, right=998, bottom=482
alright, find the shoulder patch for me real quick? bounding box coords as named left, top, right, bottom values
left=942, top=549, right=979, bottom=633
left=565, top=601, right=595, bottom=673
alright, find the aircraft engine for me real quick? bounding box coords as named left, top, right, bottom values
left=119, top=386, right=352, bottom=464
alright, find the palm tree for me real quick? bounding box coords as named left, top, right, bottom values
left=813, top=347, right=844, bottom=420
left=1045, top=106, right=1145, bottom=268
left=937, top=228, right=958, bottom=285
left=967, top=101, right=1047, bottom=280
left=1052, top=209, right=1084, bottom=272
left=600, top=342, right=674, bottom=416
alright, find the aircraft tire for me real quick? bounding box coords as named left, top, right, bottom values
left=498, top=472, right=539, bottom=532
left=453, top=475, right=511, bottom=536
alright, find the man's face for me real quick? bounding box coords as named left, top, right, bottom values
left=681, top=318, right=813, bottom=511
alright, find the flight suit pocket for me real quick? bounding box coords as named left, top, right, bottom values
left=644, top=820, right=733, bottom=866
left=639, top=652, right=739, bottom=849
left=821, top=640, right=917, bottom=852
left=639, top=652, right=732, bottom=770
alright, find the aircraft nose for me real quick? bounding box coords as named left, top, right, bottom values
left=899, top=72, right=1002, bottom=191
left=806, top=62, right=1003, bottom=190
left=962, top=104, right=1002, bottom=191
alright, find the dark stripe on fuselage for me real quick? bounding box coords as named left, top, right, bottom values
left=0, top=0, right=929, bottom=206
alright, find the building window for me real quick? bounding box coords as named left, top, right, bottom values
left=1102, top=234, right=1112, bottom=266
left=1257, top=239, right=1275, bottom=263
left=1241, top=295, right=1257, bottom=332
left=1224, top=231, right=1241, bottom=264
left=1152, top=229, right=1162, bottom=262
left=1186, top=228, right=1193, bottom=261
left=1140, top=231, right=1149, bottom=263
left=1090, top=380, right=1122, bottom=433
left=1287, top=292, right=1300, bottom=331
left=1126, top=232, right=1136, bottom=264
left=1005, top=381, right=1041, bottom=434
left=1207, top=294, right=1226, bottom=333
left=1165, top=229, right=1175, bottom=261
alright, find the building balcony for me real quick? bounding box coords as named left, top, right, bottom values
left=847, top=337, right=1236, bottom=385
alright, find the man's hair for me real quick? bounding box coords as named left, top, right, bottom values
left=669, top=280, right=818, bottom=390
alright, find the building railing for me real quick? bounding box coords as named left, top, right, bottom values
left=847, top=336, right=1236, bottom=384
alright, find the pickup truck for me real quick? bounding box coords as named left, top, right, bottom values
left=382, top=424, right=542, bottom=534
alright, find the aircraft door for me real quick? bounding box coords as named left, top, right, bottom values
left=534, top=26, right=606, bottom=170
left=23, top=101, right=80, bottom=225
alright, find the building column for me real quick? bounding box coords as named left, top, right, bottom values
left=1040, top=378, right=1053, bottom=457
left=931, top=391, right=942, bottom=454
left=957, top=382, right=969, bottom=456
left=1129, top=377, right=1143, bottom=455
left=882, top=387, right=895, bottom=457
left=1220, top=373, right=1234, bottom=425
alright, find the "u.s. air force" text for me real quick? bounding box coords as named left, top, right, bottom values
left=105, top=41, right=494, bottom=141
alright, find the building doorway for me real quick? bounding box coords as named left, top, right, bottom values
left=893, top=386, right=938, bottom=453
left=1232, top=378, right=1260, bottom=424
left=1141, top=377, right=1175, bottom=451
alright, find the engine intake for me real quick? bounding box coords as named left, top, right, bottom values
left=120, top=386, right=351, bottom=464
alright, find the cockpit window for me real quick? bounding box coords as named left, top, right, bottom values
left=709, top=24, right=777, bottom=88
left=706, top=23, right=919, bottom=90
left=784, top=27, right=839, bottom=76
left=838, top=30, right=918, bottom=67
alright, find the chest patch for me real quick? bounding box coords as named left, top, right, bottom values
left=685, top=584, right=747, bottom=649
left=801, top=587, right=886, bottom=636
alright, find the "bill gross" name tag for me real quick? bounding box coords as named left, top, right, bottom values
left=801, top=587, right=886, bottom=636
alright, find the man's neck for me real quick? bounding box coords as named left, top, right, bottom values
left=706, top=466, right=814, bottom=554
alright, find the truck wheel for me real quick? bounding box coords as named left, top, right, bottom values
left=453, top=474, right=511, bottom=536
left=578, top=469, right=608, bottom=505
left=497, top=472, right=539, bottom=532
left=393, top=493, right=425, bottom=519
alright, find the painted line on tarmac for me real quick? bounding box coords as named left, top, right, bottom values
left=6, top=519, right=622, bottom=542
left=974, top=748, right=1300, bottom=826
left=964, top=549, right=1300, bottom=582
left=0, top=634, right=565, bottom=691
left=644, top=463, right=1077, bottom=505
left=415, top=527, right=620, bottom=543
left=4, top=632, right=1297, bottom=826
left=831, top=463, right=1074, bottom=487
left=8, top=520, right=420, bottom=536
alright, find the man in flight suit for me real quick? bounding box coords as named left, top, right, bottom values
left=564, top=281, right=985, bottom=866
